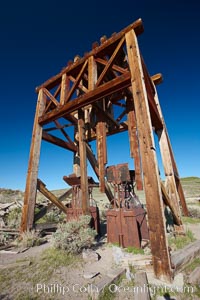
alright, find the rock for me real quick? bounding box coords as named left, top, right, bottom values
left=187, top=266, right=200, bottom=285
left=112, top=246, right=124, bottom=264
left=82, top=249, right=100, bottom=263
left=83, top=271, right=100, bottom=279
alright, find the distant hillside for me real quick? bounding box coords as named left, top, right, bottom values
left=0, top=177, right=199, bottom=204
left=0, top=188, right=24, bottom=204
left=180, top=177, right=200, bottom=199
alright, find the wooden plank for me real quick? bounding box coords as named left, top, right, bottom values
left=96, top=113, right=107, bottom=193
left=171, top=240, right=200, bottom=273
left=38, top=72, right=131, bottom=125
left=35, top=19, right=143, bottom=93
left=126, top=29, right=172, bottom=282
left=187, top=266, right=200, bottom=285
left=68, top=75, right=88, bottom=94
left=85, top=143, right=114, bottom=202
left=151, top=73, right=163, bottom=85
left=95, top=57, right=128, bottom=74
left=88, top=56, right=97, bottom=90
left=141, top=58, right=163, bottom=131
left=65, top=60, right=88, bottom=102
left=60, top=73, right=70, bottom=105
left=127, top=98, right=143, bottom=190
left=37, top=179, right=68, bottom=213
left=34, top=188, right=72, bottom=222
left=158, top=128, right=183, bottom=223
left=54, top=120, right=74, bottom=145
left=42, top=131, right=77, bottom=152
left=166, top=134, right=189, bottom=216
left=43, top=88, right=60, bottom=107
left=134, top=272, right=151, bottom=300
left=78, top=109, right=89, bottom=214
left=95, top=37, right=125, bottom=87
left=93, top=103, right=120, bottom=127
left=175, top=177, right=189, bottom=216
left=21, top=89, right=46, bottom=232
left=153, top=85, right=188, bottom=216
left=161, top=181, right=182, bottom=225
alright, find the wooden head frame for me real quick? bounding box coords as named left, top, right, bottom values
left=21, top=18, right=188, bottom=281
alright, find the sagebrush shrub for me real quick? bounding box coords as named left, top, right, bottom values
left=18, top=230, right=43, bottom=248
left=6, top=207, right=22, bottom=229
left=52, top=215, right=96, bottom=254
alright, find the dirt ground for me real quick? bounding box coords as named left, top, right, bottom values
left=0, top=221, right=200, bottom=300
left=0, top=235, right=133, bottom=300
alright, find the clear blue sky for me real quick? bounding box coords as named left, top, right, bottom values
left=0, top=0, right=200, bottom=191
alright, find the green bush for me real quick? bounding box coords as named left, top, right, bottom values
left=18, top=230, right=44, bottom=248
left=6, top=207, right=22, bottom=229
left=52, top=215, right=96, bottom=254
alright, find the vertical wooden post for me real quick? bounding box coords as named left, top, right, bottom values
left=88, top=56, right=97, bottom=90
left=88, top=55, right=107, bottom=192
left=96, top=113, right=107, bottom=192
left=78, top=109, right=89, bottom=214
left=21, top=89, right=46, bottom=231
left=127, top=97, right=143, bottom=190
left=126, top=29, right=172, bottom=281
left=60, top=73, right=70, bottom=105
left=154, top=88, right=188, bottom=217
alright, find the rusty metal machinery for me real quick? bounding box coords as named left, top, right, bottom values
left=106, top=163, right=149, bottom=248
left=63, top=174, right=101, bottom=235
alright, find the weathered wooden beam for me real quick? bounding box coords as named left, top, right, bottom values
left=54, top=120, right=74, bottom=145
left=93, top=103, right=120, bottom=128
left=175, top=176, right=189, bottom=216
left=134, top=272, right=151, bottom=300
left=65, top=60, right=88, bottom=102
left=158, top=128, right=183, bottom=223
left=153, top=85, right=188, bottom=217
left=78, top=109, right=89, bottom=214
left=34, top=188, right=72, bottom=222
left=151, top=73, right=163, bottom=85
left=35, top=19, right=143, bottom=93
left=171, top=240, right=200, bottom=273
left=21, top=90, right=46, bottom=232
left=60, top=73, right=70, bottom=105
left=42, top=131, right=77, bottom=152
left=38, top=72, right=131, bottom=125
left=43, top=88, right=60, bottom=107
left=96, top=112, right=107, bottom=193
left=68, top=75, right=88, bottom=93
left=37, top=179, right=68, bottom=213
left=95, top=37, right=125, bottom=87
left=166, top=134, right=189, bottom=216
left=141, top=59, right=163, bottom=131
left=127, top=98, right=143, bottom=190
left=88, top=55, right=97, bottom=90
left=85, top=143, right=114, bottom=202
left=126, top=29, right=173, bottom=281
left=95, top=57, right=128, bottom=74
left=161, top=181, right=182, bottom=225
